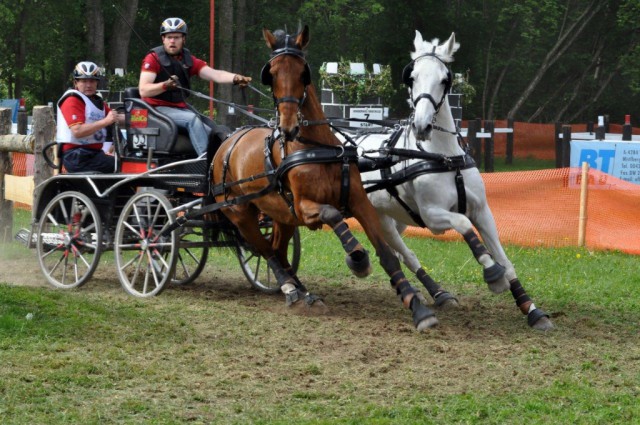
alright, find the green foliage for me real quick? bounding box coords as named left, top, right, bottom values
left=319, top=59, right=395, bottom=104
left=452, top=71, right=476, bottom=106
left=106, top=71, right=140, bottom=93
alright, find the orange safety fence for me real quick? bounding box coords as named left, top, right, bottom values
left=462, top=120, right=640, bottom=161
left=8, top=153, right=640, bottom=255
left=347, top=168, right=640, bottom=255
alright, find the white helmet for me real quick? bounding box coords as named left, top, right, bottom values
left=160, top=17, right=188, bottom=35
left=73, top=61, right=102, bottom=80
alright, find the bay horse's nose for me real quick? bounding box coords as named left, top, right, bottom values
left=277, top=102, right=301, bottom=141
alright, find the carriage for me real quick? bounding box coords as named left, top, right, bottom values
left=23, top=87, right=300, bottom=298
left=21, top=25, right=551, bottom=331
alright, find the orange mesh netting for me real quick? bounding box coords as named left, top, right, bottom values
left=463, top=120, right=640, bottom=161
left=347, top=168, right=640, bottom=255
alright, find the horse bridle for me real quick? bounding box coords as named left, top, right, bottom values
left=402, top=50, right=452, bottom=115
left=260, top=37, right=312, bottom=110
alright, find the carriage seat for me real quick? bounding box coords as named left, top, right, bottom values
left=123, top=87, right=195, bottom=157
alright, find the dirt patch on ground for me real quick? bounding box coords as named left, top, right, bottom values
left=1, top=241, right=638, bottom=421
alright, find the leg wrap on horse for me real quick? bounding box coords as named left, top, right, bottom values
left=416, top=268, right=457, bottom=307
left=390, top=273, right=416, bottom=300
left=267, top=257, right=294, bottom=287
left=510, top=279, right=551, bottom=328
left=463, top=230, right=490, bottom=262
left=331, top=221, right=362, bottom=255
left=509, top=278, right=532, bottom=312
left=284, top=266, right=307, bottom=292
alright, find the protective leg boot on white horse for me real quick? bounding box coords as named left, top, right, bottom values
left=342, top=31, right=553, bottom=331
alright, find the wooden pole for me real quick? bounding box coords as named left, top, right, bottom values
left=0, top=134, right=35, bottom=153
left=562, top=125, right=572, bottom=167
left=484, top=119, right=495, bottom=172
left=554, top=122, right=562, bottom=168
left=32, top=106, right=55, bottom=206
left=505, top=118, right=514, bottom=165
left=468, top=118, right=481, bottom=167
left=0, top=108, right=13, bottom=243
left=578, top=161, right=589, bottom=247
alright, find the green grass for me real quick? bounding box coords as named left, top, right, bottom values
left=1, top=198, right=638, bottom=424
left=0, top=171, right=640, bottom=424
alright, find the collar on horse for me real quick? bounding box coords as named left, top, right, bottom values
left=262, top=131, right=359, bottom=217
left=362, top=129, right=476, bottom=227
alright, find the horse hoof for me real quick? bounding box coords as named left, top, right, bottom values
left=345, top=250, right=372, bottom=278
left=434, top=291, right=459, bottom=309
left=484, top=262, right=506, bottom=284
left=416, top=316, right=439, bottom=332
left=288, top=292, right=329, bottom=316
left=487, top=277, right=510, bottom=294
left=528, top=309, right=554, bottom=331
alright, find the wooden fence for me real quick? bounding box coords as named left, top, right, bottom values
left=0, top=106, right=55, bottom=242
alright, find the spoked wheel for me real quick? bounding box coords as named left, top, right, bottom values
left=36, top=191, right=103, bottom=289
left=236, top=221, right=301, bottom=294
left=171, top=225, right=209, bottom=286
left=115, top=190, right=178, bottom=297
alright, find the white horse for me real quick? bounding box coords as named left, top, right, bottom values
left=341, top=31, right=553, bottom=330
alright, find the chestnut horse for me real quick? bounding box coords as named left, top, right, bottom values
left=211, top=25, right=438, bottom=331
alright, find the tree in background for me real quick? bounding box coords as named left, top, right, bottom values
left=1, top=0, right=639, bottom=125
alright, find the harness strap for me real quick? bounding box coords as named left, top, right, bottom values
left=364, top=153, right=476, bottom=225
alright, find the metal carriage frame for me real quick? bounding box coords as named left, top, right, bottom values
left=27, top=99, right=301, bottom=298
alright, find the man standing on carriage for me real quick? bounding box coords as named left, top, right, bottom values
left=138, top=17, right=252, bottom=156
left=56, top=61, right=125, bottom=173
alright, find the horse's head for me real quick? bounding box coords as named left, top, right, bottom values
left=403, top=31, right=459, bottom=141
left=261, top=25, right=311, bottom=141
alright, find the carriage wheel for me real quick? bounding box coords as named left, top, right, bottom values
left=36, top=191, right=103, bottom=289
left=171, top=225, right=209, bottom=286
left=236, top=222, right=301, bottom=294
left=115, top=190, right=178, bottom=297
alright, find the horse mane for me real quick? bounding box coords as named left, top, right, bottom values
left=412, top=37, right=460, bottom=64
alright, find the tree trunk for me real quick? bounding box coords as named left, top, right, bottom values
left=13, top=2, right=31, bottom=98
left=86, top=0, right=105, bottom=65
left=216, top=0, right=234, bottom=126
left=233, top=0, right=247, bottom=107
left=0, top=108, right=13, bottom=242
left=108, top=0, right=139, bottom=72
left=506, top=1, right=603, bottom=120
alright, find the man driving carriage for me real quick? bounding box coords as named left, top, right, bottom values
left=138, top=17, right=252, bottom=156
left=56, top=61, right=125, bottom=173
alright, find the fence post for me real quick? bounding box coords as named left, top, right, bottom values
left=622, top=114, right=632, bottom=141
left=0, top=108, right=13, bottom=243
left=32, top=106, right=55, bottom=205
left=554, top=122, right=563, bottom=168
left=467, top=119, right=480, bottom=167
left=562, top=125, right=572, bottom=167
left=587, top=121, right=594, bottom=134
left=484, top=120, right=495, bottom=172
left=505, top=118, right=514, bottom=165
left=17, top=101, right=28, bottom=135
